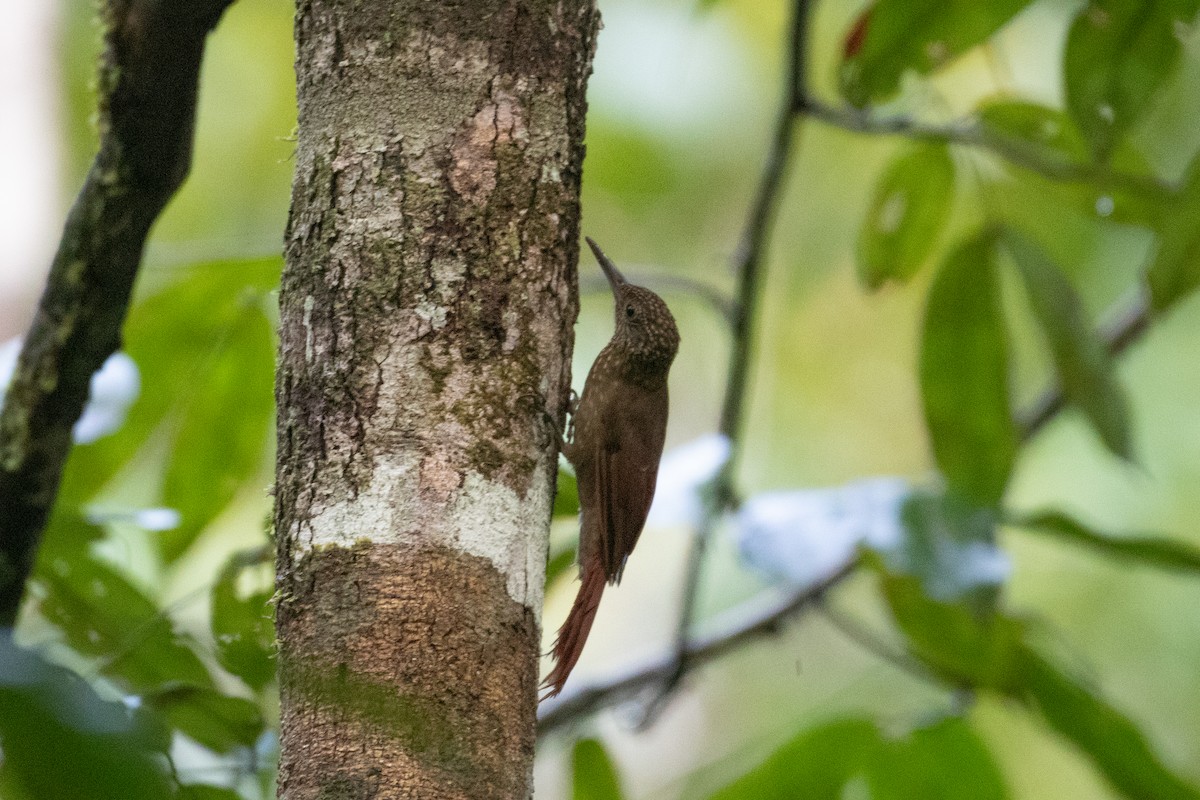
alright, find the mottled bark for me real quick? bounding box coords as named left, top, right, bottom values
left=0, top=0, right=236, bottom=625
left=275, top=1, right=597, bottom=798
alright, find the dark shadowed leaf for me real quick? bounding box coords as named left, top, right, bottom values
left=1018, top=649, right=1200, bottom=800
left=1065, top=0, right=1200, bottom=161
left=1004, top=231, right=1132, bottom=459
left=708, top=719, right=881, bottom=800
left=868, top=717, right=1008, bottom=800
left=920, top=233, right=1016, bottom=507
left=839, top=0, right=1035, bottom=106
left=160, top=303, right=275, bottom=561
left=1147, top=151, right=1200, bottom=312
left=878, top=569, right=1022, bottom=689
left=1012, top=511, right=1200, bottom=573
left=857, top=144, right=956, bottom=290
left=148, top=684, right=265, bottom=754
left=212, top=547, right=275, bottom=692
left=0, top=637, right=174, bottom=800
left=573, top=738, right=624, bottom=800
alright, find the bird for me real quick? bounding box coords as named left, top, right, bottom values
left=542, top=237, right=680, bottom=698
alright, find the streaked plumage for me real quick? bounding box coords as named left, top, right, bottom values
left=542, top=238, right=679, bottom=698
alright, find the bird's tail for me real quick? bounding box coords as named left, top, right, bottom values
left=541, top=560, right=607, bottom=699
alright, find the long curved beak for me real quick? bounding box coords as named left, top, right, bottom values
left=585, top=236, right=626, bottom=291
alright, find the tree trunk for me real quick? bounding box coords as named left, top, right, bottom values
left=274, top=1, right=597, bottom=798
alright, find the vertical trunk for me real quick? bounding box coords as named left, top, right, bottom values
left=275, top=2, right=597, bottom=798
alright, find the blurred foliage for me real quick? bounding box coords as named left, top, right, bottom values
left=6, top=0, right=1200, bottom=798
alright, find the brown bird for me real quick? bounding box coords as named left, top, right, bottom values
left=542, top=237, right=680, bottom=698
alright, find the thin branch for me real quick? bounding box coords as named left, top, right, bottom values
left=817, top=603, right=940, bottom=687
left=802, top=100, right=1174, bottom=198
left=0, top=0, right=236, bottom=625
left=538, top=558, right=858, bottom=735
left=656, top=0, right=814, bottom=709
left=1017, top=289, right=1150, bottom=439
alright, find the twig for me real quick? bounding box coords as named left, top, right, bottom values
left=802, top=100, right=1173, bottom=198
left=1017, top=289, right=1150, bottom=439
left=538, top=558, right=857, bottom=734
left=654, top=0, right=815, bottom=712
left=817, top=603, right=940, bottom=687
left=0, top=0, right=236, bottom=625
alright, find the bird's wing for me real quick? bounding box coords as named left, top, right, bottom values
left=596, top=383, right=669, bottom=583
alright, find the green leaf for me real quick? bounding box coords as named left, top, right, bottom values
left=920, top=233, right=1016, bottom=507
left=0, top=638, right=174, bottom=800
left=1018, top=649, right=1200, bottom=800
left=857, top=144, right=956, bottom=290
left=1004, top=231, right=1132, bottom=459
left=572, top=738, right=624, bottom=800
left=839, top=0, right=1036, bottom=106
left=1147, top=151, right=1200, bottom=312
left=884, top=491, right=1007, bottom=604
left=879, top=570, right=1022, bottom=689
left=1065, top=0, right=1200, bottom=161
left=160, top=302, right=276, bottom=560
left=54, top=257, right=280, bottom=513
left=148, top=684, right=266, bottom=754
left=546, top=539, right=579, bottom=589
left=554, top=467, right=580, bottom=518
left=868, top=717, right=1009, bottom=800
left=978, top=101, right=1090, bottom=164
left=178, top=786, right=246, bottom=800
left=708, top=719, right=881, bottom=800
left=35, top=526, right=213, bottom=692
left=1012, top=511, right=1200, bottom=574
left=211, top=547, right=275, bottom=692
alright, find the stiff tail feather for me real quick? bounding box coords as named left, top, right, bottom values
left=541, top=560, right=607, bottom=699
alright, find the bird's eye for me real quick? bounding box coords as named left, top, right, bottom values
left=625, top=305, right=636, bottom=318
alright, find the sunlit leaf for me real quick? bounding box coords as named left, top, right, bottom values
left=1012, top=511, right=1200, bottom=574
left=148, top=684, right=266, bottom=754
left=160, top=301, right=276, bottom=560
left=1018, top=649, right=1200, bottom=800
left=1064, top=0, right=1200, bottom=161
left=54, top=258, right=280, bottom=513
left=839, top=0, right=1035, bottom=106
left=920, top=233, right=1016, bottom=507
left=1005, top=230, right=1132, bottom=459
left=708, top=719, right=881, bottom=800
left=573, top=738, right=624, bottom=800
left=36, top=524, right=213, bottom=692
left=868, top=717, right=1009, bottom=800
left=555, top=468, right=580, bottom=518
left=212, top=547, right=275, bottom=692
left=546, top=539, right=579, bottom=589
left=0, top=638, right=174, bottom=800
left=1147, top=151, right=1200, bottom=312
left=857, top=144, right=955, bottom=290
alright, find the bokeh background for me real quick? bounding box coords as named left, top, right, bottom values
left=3, top=0, right=1199, bottom=798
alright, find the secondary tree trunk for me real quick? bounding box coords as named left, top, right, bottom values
left=274, top=2, right=597, bottom=798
